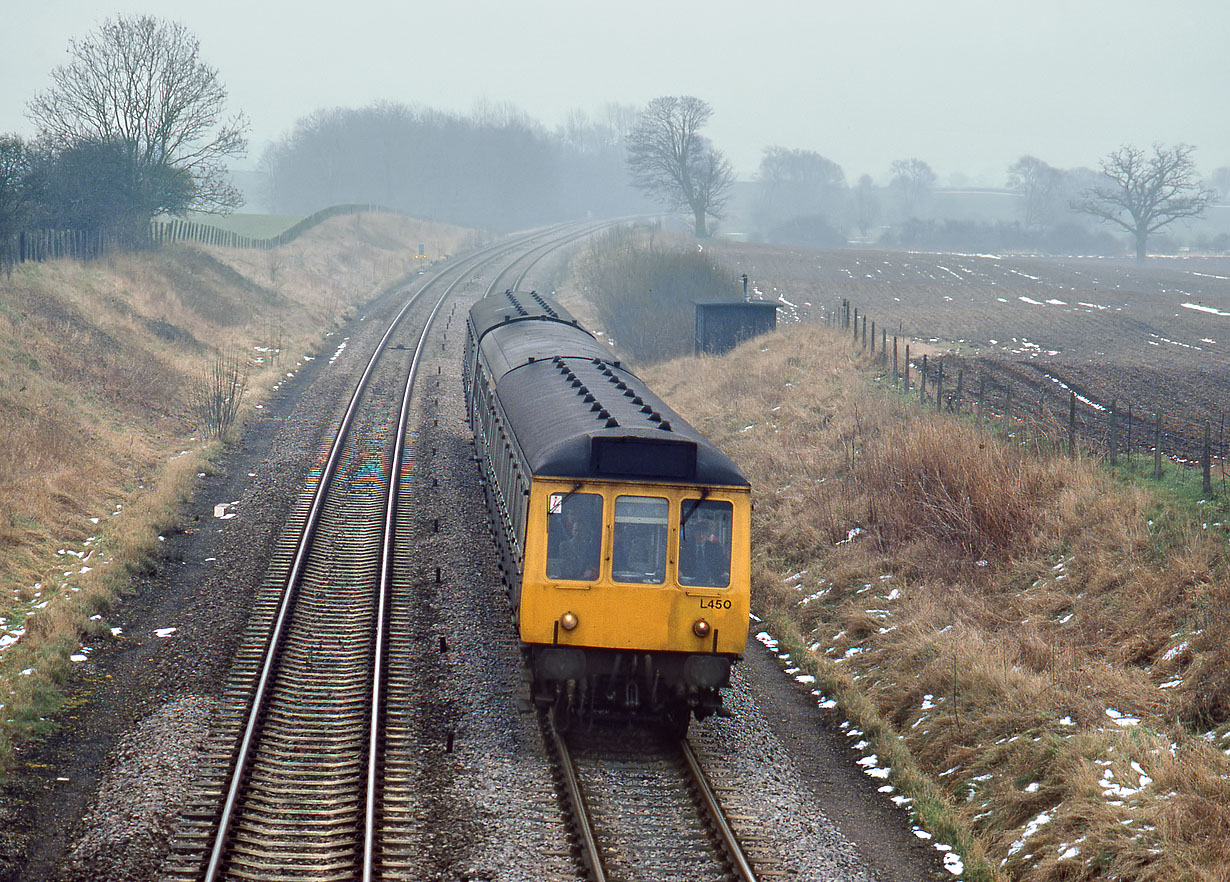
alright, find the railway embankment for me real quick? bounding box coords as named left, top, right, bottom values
left=645, top=324, right=1230, bottom=882
left=0, top=213, right=473, bottom=777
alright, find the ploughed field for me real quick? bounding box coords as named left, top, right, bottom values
left=709, top=243, right=1230, bottom=462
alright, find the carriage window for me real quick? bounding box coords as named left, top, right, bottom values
left=678, top=499, right=733, bottom=588
left=612, top=495, right=668, bottom=585
left=546, top=492, right=602, bottom=581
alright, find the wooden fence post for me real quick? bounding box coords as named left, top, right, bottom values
left=1221, top=413, right=1227, bottom=496
left=904, top=344, right=910, bottom=392
left=955, top=369, right=963, bottom=414
left=920, top=354, right=928, bottom=404
left=935, top=361, right=944, bottom=412
left=871, top=320, right=876, bottom=355
left=893, top=337, right=899, bottom=384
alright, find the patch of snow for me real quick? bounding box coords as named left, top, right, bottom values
left=1181, top=302, right=1230, bottom=317
left=1008, top=811, right=1054, bottom=856
left=1162, top=641, right=1188, bottom=661
left=1105, top=708, right=1140, bottom=727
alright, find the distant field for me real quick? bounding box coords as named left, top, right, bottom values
left=706, top=242, right=1230, bottom=460
left=178, top=212, right=306, bottom=238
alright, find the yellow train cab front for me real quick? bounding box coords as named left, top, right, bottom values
left=519, top=479, right=750, bottom=657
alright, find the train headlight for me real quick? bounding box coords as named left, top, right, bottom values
left=692, top=618, right=711, bottom=638
left=560, top=611, right=579, bottom=631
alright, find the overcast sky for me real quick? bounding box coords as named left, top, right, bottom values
left=3, top=0, right=1228, bottom=187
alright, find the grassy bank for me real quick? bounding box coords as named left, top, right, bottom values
left=644, top=325, right=1230, bottom=882
left=0, top=213, right=475, bottom=772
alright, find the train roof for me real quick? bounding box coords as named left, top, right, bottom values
left=467, top=289, right=584, bottom=348
left=495, top=355, right=748, bottom=487
left=479, top=318, right=611, bottom=383
left=469, top=289, right=748, bottom=487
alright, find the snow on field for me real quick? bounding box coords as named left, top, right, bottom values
left=1041, top=374, right=1107, bottom=411
left=1148, top=333, right=1203, bottom=351
left=1182, top=302, right=1230, bottom=317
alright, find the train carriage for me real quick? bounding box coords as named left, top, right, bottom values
left=465, top=290, right=751, bottom=727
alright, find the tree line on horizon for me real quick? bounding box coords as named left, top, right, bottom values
left=256, top=101, right=650, bottom=230
left=2, top=14, right=1226, bottom=263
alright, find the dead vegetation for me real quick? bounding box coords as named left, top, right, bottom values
left=0, top=212, right=475, bottom=769
left=645, top=324, right=1230, bottom=882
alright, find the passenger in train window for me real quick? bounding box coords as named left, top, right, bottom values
left=679, top=501, right=732, bottom=588
left=547, top=493, right=602, bottom=580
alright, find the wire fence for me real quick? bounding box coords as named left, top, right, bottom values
left=1, top=203, right=400, bottom=272
left=825, top=298, right=1225, bottom=495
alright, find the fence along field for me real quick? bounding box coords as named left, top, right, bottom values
left=0, top=203, right=400, bottom=269
left=701, top=241, right=1230, bottom=491
left=825, top=298, right=1225, bottom=495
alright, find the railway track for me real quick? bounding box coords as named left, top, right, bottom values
left=545, top=714, right=761, bottom=882
left=159, top=223, right=609, bottom=881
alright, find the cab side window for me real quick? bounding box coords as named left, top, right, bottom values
left=612, top=495, right=668, bottom=585
left=546, top=492, right=602, bottom=581
left=678, top=499, right=733, bottom=588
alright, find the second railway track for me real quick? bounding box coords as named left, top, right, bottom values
left=160, top=223, right=607, bottom=881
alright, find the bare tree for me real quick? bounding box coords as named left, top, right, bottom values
left=754, top=147, right=846, bottom=235
left=888, top=158, right=936, bottom=219
left=27, top=15, right=247, bottom=225
left=1072, top=143, right=1213, bottom=262
left=0, top=135, right=33, bottom=244
left=626, top=96, right=735, bottom=237
left=1207, top=166, right=1230, bottom=204
left=1007, top=155, right=1065, bottom=228
left=853, top=174, right=879, bottom=238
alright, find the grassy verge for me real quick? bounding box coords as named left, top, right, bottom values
left=0, top=213, right=476, bottom=774
left=643, top=324, right=1230, bottom=882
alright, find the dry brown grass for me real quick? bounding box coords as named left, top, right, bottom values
left=645, top=323, right=1230, bottom=881
left=0, top=213, right=474, bottom=770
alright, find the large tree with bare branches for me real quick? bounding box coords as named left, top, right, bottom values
left=626, top=96, right=734, bottom=237
left=27, top=14, right=247, bottom=234
left=888, top=158, right=936, bottom=220
left=1007, top=155, right=1066, bottom=229
left=1072, top=143, right=1212, bottom=262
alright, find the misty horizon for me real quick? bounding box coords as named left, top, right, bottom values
left=4, top=0, right=1230, bottom=189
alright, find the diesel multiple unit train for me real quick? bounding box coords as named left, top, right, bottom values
left=464, top=290, right=751, bottom=727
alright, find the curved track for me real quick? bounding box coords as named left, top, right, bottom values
left=160, top=223, right=611, bottom=882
